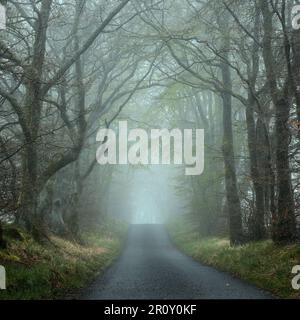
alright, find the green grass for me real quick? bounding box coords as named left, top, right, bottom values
left=167, top=218, right=300, bottom=299
left=0, top=220, right=127, bottom=300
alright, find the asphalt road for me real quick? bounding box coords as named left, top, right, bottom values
left=80, top=224, right=273, bottom=299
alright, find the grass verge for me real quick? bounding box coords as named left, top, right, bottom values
left=167, top=218, right=300, bottom=299
left=0, top=219, right=127, bottom=300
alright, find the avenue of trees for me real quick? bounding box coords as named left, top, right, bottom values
left=0, top=0, right=299, bottom=247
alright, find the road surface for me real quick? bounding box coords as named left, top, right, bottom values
left=80, top=224, right=273, bottom=299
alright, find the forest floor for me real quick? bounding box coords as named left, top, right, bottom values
left=0, top=219, right=127, bottom=300
left=168, top=218, right=300, bottom=299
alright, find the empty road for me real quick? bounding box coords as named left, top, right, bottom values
left=80, top=224, right=273, bottom=299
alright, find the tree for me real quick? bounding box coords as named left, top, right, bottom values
left=259, top=0, right=296, bottom=243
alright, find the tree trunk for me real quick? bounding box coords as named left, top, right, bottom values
left=221, top=57, right=243, bottom=245
left=0, top=222, right=6, bottom=249
left=17, top=0, right=53, bottom=239
left=272, top=98, right=296, bottom=243
left=292, top=29, right=300, bottom=126
left=70, top=161, right=83, bottom=238
left=245, top=101, right=266, bottom=240
left=256, top=118, right=274, bottom=230
left=260, top=0, right=297, bottom=243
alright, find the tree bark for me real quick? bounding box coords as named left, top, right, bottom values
left=245, top=99, right=266, bottom=240
left=272, top=98, right=296, bottom=242
left=260, top=0, right=296, bottom=243
left=221, top=55, right=243, bottom=245
left=18, top=0, right=53, bottom=238
left=0, top=222, right=6, bottom=249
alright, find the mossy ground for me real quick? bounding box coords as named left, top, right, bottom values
left=0, top=219, right=127, bottom=300
left=167, top=218, right=300, bottom=299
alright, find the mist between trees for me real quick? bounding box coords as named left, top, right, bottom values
left=0, top=0, right=300, bottom=247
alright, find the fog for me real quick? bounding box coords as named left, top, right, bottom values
left=107, top=165, right=183, bottom=225
left=1, top=0, right=299, bottom=255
